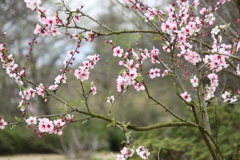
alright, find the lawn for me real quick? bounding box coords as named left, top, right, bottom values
left=0, top=152, right=113, bottom=160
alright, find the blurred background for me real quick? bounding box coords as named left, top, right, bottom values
left=0, top=0, right=240, bottom=160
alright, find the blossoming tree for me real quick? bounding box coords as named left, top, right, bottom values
left=1, top=0, right=240, bottom=159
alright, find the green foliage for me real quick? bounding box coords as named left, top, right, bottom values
left=133, top=105, right=240, bottom=160
left=0, top=126, right=61, bottom=154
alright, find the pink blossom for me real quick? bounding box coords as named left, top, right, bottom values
left=161, top=21, right=171, bottom=33
left=0, top=117, right=7, bottom=129
left=53, top=119, right=65, bottom=135
left=107, top=95, right=115, bottom=104
left=74, top=14, right=82, bottom=22
left=120, top=146, right=134, bottom=158
left=44, top=16, right=57, bottom=26
left=200, top=8, right=207, bottom=14
left=113, top=46, right=124, bottom=57
left=116, top=75, right=126, bottom=92
left=211, top=26, right=220, bottom=35
left=148, top=68, right=161, bottom=79
left=178, top=33, right=187, bottom=42
left=116, top=154, right=126, bottom=160
left=83, top=61, right=93, bottom=69
left=184, top=50, right=201, bottom=65
left=48, top=84, right=58, bottom=90
left=204, top=73, right=219, bottom=100
left=203, top=54, right=228, bottom=72
left=193, top=0, right=199, bottom=8
left=144, top=12, right=154, bottom=21
left=26, top=117, right=37, bottom=125
left=66, top=114, right=74, bottom=122
left=51, top=27, right=60, bottom=36
left=55, top=74, right=67, bottom=84
left=222, top=91, right=237, bottom=103
left=136, top=146, right=150, bottom=160
left=24, top=0, right=41, bottom=10
left=26, top=88, right=36, bottom=100
left=190, top=75, right=198, bottom=87
left=236, top=65, right=240, bottom=75
left=207, top=73, right=218, bottom=85
left=134, top=82, right=145, bottom=91
left=91, top=85, right=97, bottom=95
left=222, top=91, right=230, bottom=99
left=86, top=30, right=96, bottom=42
left=166, top=5, right=175, bottom=13
left=38, top=118, right=54, bottom=133
left=74, top=66, right=90, bottom=82
left=180, top=92, right=192, bottom=102
left=36, top=83, right=45, bottom=97
left=162, top=69, right=169, bottom=77
left=205, top=13, right=215, bottom=25
left=87, top=54, right=100, bottom=63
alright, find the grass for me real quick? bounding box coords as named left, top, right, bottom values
left=0, top=152, right=114, bottom=160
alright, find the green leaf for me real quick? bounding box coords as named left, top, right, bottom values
left=14, top=116, right=20, bottom=121
left=67, top=103, right=75, bottom=107
left=126, top=42, right=131, bottom=48
left=55, top=2, right=63, bottom=5
left=82, top=83, right=90, bottom=88
left=59, top=107, right=67, bottom=111
left=190, top=6, right=195, bottom=11
left=75, top=99, right=80, bottom=106
left=79, top=34, right=84, bottom=39
left=82, top=120, right=88, bottom=124
left=152, top=36, right=161, bottom=40
left=77, top=88, right=82, bottom=93
left=10, top=125, right=16, bottom=129
left=125, top=131, right=132, bottom=139
left=225, top=23, right=231, bottom=29
left=136, top=74, right=143, bottom=82
left=122, top=122, right=131, bottom=128
left=107, top=122, right=114, bottom=127
left=25, top=61, right=29, bottom=67
left=130, top=34, right=141, bottom=40
left=119, top=69, right=127, bottom=75
left=90, top=81, right=94, bottom=87
left=26, top=67, right=31, bottom=72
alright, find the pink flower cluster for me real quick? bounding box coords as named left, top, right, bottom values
left=136, top=146, right=151, bottom=159
left=25, top=114, right=74, bottom=136
left=74, top=54, right=100, bottom=82
left=24, top=0, right=41, bottom=10
left=34, top=15, right=60, bottom=37
left=107, top=41, right=172, bottom=93
left=205, top=73, right=219, bottom=100
left=24, top=1, right=61, bottom=37
left=19, top=83, right=47, bottom=107
left=221, top=91, right=237, bottom=103
left=85, top=30, right=97, bottom=42
left=116, top=146, right=150, bottom=160
left=116, top=146, right=134, bottom=160
left=112, top=46, right=164, bottom=92
left=0, top=43, right=25, bottom=85
left=144, top=8, right=164, bottom=22
left=148, top=68, right=161, bottom=79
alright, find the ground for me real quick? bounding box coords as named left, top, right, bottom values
left=0, top=153, right=113, bottom=160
